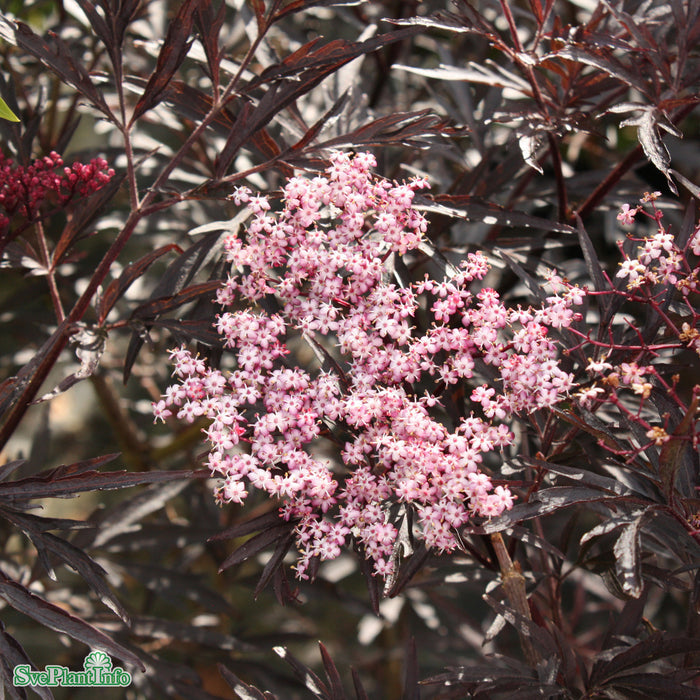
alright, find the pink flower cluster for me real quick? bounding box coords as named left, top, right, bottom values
left=0, top=150, right=115, bottom=238
left=615, top=193, right=700, bottom=296
left=154, top=152, right=580, bottom=580
left=573, top=196, right=700, bottom=454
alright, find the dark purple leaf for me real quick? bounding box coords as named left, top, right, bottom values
left=671, top=168, right=700, bottom=200
left=483, top=594, right=559, bottom=658
left=350, top=668, right=369, bottom=700
left=615, top=106, right=681, bottom=193
left=209, top=511, right=284, bottom=542
left=131, top=280, right=221, bottom=320
left=523, top=457, right=635, bottom=496
left=143, top=79, right=286, bottom=165
left=130, top=0, right=199, bottom=123
left=216, top=28, right=421, bottom=172
left=612, top=512, right=646, bottom=599
left=420, top=194, right=575, bottom=234
left=27, top=527, right=129, bottom=622
left=218, top=524, right=294, bottom=573
left=248, top=0, right=268, bottom=34
left=98, top=244, right=181, bottom=323
left=123, top=230, right=226, bottom=382
left=194, top=0, right=226, bottom=79
left=290, top=89, right=352, bottom=152
left=466, top=486, right=624, bottom=534
left=73, top=0, right=140, bottom=74
left=0, top=467, right=189, bottom=500
left=319, top=643, right=345, bottom=700
left=0, top=17, right=112, bottom=119
left=218, top=664, right=269, bottom=700
left=591, top=632, right=700, bottom=686
left=0, top=459, right=25, bottom=482
left=402, top=637, right=420, bottom=700
left=254, top=530, right=296, bottom=598
left=0, top=570, right=145, bottom=671
left=32, top=327, right=107, bottom=404
left=152, top=318, right=222, bottom=347
left=609, top=673, right=700, bottom=698
left=575, top=216, right=610, bottom=297
left=307, top=109, right=450, bottom=152
left=270, top=0, right=365, bottom=23
left=86, top=479, right=190, bottom=548
left=0, top=622, right=53, bottom=700
left=356, top=544, right=380, bottom=615
left=385, top=543, right=430, bottom=598
left=552, top=46, right=648, bottom=95
left=388, top=10, right=494, bottom=37
left=659, top=394, right=699, bottom=502
left=274, top=645, right=329, bottom=699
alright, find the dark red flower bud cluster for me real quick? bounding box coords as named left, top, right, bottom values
left=0, top=150, right=115, bottom=236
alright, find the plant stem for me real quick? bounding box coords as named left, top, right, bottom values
left=490, top=532, right=541, bottom=667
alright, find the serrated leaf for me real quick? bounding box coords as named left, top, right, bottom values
left=194, top=0, right=226, bottom=78
left=131, top=280, right=221, bottom=320
left=130, top=0, right=198, bottom=123
left=394, top=61, right=530, bottom=94
left=301, top=109, right=449, bottom=154
left=21, top=525, right=129, bottom=621
left=524, top=457, right=636, bottom=496
left=384, top=543, right=430, bottom=598
left=552, top=45, right=647, bottom=94
left=518, top=132, right=544, bottom=173
left=0, top=459, right=26, bottom=482
left=73, top=0, right=140, bottom=73
left=575, top=216, right=610, bottom=297
left=90, top=479, right=190, bottom=548
left=215, top=28, right=421, bottom=174
left=52, top=172, right=125, bottom=269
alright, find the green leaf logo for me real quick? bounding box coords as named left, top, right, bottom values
left=83, top=651, right=112, bottom=671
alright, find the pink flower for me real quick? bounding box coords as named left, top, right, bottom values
left=616, top=203, right=637, bottom=225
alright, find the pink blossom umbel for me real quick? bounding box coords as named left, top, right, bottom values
left=154, top=152, right=579, bottom=580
